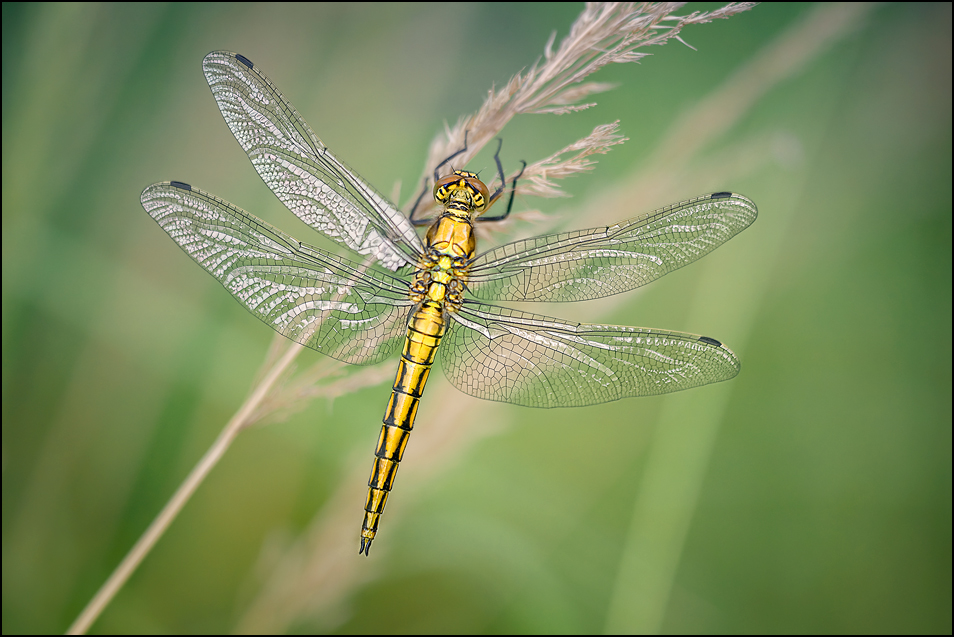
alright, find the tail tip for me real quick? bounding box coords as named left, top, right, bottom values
left=360, top=537, right=372, bottom=556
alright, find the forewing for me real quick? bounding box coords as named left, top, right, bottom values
left=468, top=192, right=756, bottom=301
left=202, top=51, right=423, bottom=270
left=141, top=182, right=413, bottom=364
left=441, top=301, right=740, bottom=408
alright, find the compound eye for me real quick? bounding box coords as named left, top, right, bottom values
left=433, top=175, right=458, bottom=203
left=466, top=177, right=490, bottom=212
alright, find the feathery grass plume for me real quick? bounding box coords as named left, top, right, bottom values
left=519, top=120, right=629, bottom=200
left=408, top=1, right=756, bottom=218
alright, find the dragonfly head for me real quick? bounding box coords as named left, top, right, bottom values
left=434, top=170, right=490, bottom=216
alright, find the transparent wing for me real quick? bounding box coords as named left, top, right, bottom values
left=202, top=51, right=423, bottom=271
left=468, top=192, right=756, bottom=302
left=440, top=301, right=740, bottom=408
left=141, top=181, right=414, bottom=365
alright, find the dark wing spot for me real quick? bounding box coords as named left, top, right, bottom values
left=235, top=54, right=253, bottom=69
left=169, top=181, right=192, bottom=191
left=710, top=192, right=732, bottom=199
left=698, top=336, right=722, bottom=347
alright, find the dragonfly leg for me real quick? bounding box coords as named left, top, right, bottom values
left=433, top=130, right=469, bottom=182
left=408, top=179, right=432, bottom=227
left=486, top=138, right=508, bottom=205
left=481, top=153, right=526, bottom=223
left=409, top=131, right=471, bottom=226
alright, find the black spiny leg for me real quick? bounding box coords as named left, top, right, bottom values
left=481, top=140, right=526, bottom=223
left=408, top=131, right=471, bottom=226
left=408, top=180, right=431, bottom=227
left=433, top=130, right=469, bottom=182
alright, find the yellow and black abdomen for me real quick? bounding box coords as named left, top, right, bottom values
left=359, top=300, right=445, bottom=555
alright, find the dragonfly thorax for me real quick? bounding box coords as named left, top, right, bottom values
left=417, top=213, right=473, bottom=311
left=424, top=211, right=476, bottom=259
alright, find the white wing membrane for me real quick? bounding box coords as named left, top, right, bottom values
left=202, top=51, right=423, bottom=271
left=142, top=182, right=413, bottom=364
left=441, top=301, right=740, bottom=407
left=468, top=192, right=756, bottom=302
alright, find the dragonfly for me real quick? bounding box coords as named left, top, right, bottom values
left=141, top=51, right=757, bottom=556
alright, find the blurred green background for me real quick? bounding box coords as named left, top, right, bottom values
left=3, top=2, right=950, bottom=634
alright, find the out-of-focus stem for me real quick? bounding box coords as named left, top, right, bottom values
left=67, top=341, right=305, bottom=635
